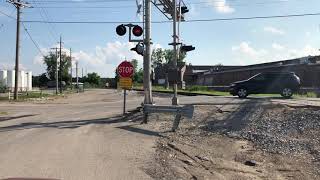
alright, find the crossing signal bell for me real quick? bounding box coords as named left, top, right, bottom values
left=116, top=24, right=127, bottom=36
left=131, top=43, right=144, bottom=56
left=132, top=25, right=143, bottom=37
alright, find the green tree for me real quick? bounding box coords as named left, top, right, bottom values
left=151, top=48, right=165, bottom=68
left=85, top=72, right=101, bottom=85
left=164, top=49, right=186, bottom=65
left=130, top=59, right=144, bottom=83
left=43, top=52, right=71, bottom=83
left=32, top=73, right=49, bottom=87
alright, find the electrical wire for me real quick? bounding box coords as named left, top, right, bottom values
left=21, top=12, right=320, bottom=24
left=22, top=22, right=45, bottom=56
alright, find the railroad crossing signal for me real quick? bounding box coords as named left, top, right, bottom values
left=132, top=25, right=143, bottom=37
left=116, top=24, right=126, bottom=36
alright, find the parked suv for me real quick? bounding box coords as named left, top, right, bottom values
left=229, top=72, right=300, bottom=98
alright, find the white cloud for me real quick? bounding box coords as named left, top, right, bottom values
left=272, top=43, right=285, bottom=51
left=264, top=26, right=285, bottom=35
left=207, top=0, right=235, bottom=14
left=232, top=42, right=267, bottom=58
left=231, top=42, right=320, bottom=65
left=0, top=63, right=27, bottom=71
left=33, top=41, right=163, bottom=77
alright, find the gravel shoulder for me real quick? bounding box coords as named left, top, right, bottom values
left=137, top=101, right=320, bottom=179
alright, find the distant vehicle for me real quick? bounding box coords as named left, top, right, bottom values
left=229, top=72, right=301, bottom=98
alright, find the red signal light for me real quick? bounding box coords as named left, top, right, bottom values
left=132, top=25, right=143, bottom=37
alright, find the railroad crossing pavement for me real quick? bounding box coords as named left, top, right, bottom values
left=0, top=89, right=319, bottom=180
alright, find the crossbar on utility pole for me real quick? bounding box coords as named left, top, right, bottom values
left=8, top=0, right=30, bottom=100
left=143, top=0, right=153, bottom=104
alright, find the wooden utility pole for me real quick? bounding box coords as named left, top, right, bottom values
left=70, top=48, right=72, bottom=89
left=76, top=61, right=79, bottom=93
left=8, top=0, right=30, bottom=100
left=59, top=36, right=63, bottom=93
left=51, top=47, right=59, bottom=95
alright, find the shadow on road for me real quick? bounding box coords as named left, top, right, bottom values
left=0, top=109, right=143, bottom=132
left=116, top=125, right=163, bottom=137
left=0, top=114, right=38, bottom=122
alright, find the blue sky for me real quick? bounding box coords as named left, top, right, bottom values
left=1, top=0, right=320, bottom=77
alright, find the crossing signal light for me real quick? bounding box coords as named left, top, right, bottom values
left=132, top=25, right=143, bottom=37
left=131, top=43, right=144, bottom=56
left=116, top=24, right=126, bottom=36
left=181, top=6, right=189, bottom=14
left=181, top=45, right=195, bottom=52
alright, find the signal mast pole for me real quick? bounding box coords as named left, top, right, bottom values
left=143, top=0, right=152, bottom=104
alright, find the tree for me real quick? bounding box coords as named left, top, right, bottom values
left=151, top=48, right=165, bottom=68
left=32, top=73, right=49, bottom=87
left=43, top=52, right=71, bottom=83
left=164, top=49, right=186, bottom=65
left=131, top=59, right=143, bottom=83
left=85, top=72, right=101, bottom=85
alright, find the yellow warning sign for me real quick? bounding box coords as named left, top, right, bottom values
left=119, top=77, right=133, bottom=89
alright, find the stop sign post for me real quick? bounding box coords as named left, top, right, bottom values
left=117, top=61, right=134, bottom=115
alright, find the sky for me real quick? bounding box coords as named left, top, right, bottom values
left=1, top=0, right=320, bottom=77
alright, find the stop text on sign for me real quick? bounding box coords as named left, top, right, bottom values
left=118, top=67, right=133, bottom=74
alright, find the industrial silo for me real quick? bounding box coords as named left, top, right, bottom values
left=7, top=70, right=15, bottom=91
left=0, top=70, right=7, bottom=86
left=26, top=71, right=32, bottom=91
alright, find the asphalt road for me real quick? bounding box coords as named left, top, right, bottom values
left=0, top=89, right=319, bottom=180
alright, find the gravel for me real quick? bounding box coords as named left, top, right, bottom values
left=203, top=103, right=320, bottom=160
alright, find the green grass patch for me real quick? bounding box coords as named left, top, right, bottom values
left=0, top=111, right=8, bottom=115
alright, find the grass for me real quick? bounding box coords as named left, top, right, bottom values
left=0, top=111, right=8, bottom=115
left=133, top=84, right=319, bottom=99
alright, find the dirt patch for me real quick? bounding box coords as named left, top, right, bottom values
left=141, top=103, right=320, bottom=179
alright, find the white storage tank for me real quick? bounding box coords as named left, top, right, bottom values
left=26, top=71, right=32, bottom=91
left=7, top=70, right=15, bottom=90
left=19, top=70, right=25, bottom=91
left=0, top=70, right=7, bottom=86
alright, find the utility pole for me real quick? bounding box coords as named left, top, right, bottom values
left=8, top=0, right=29, bottom=100
left=70, top=48, right=72, bottom=89
left=51, top=47, right=59, bottom=95
left=143, top=0, right=152, bottom=104
left=172, top=0, right=178, bottom=105
left=76, top=61, right=79, bottom=93
left=59, top=36, right=63, bottom=94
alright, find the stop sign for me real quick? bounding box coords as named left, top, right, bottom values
left=117, top=61, right=134, bottom=78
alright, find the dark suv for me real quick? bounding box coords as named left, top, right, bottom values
left=229, top=72, right=300, bottom=98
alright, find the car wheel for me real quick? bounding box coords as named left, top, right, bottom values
left=281, top=88, right=293, bottom=98
left=237, top=88, right=248, bottom=98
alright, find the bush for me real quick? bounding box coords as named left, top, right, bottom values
left=186, top=85, right=208, bottom=92
left=0, top=82, right=7, bottom=93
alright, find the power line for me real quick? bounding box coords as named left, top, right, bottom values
left=21, top=12, right=320, bottom=24
left=22, top=22, right=45, bottom=56
left=0, top=9, right=16, bottom=19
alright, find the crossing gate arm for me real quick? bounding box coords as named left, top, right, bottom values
left=142, top=104, right=194, bottom=131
